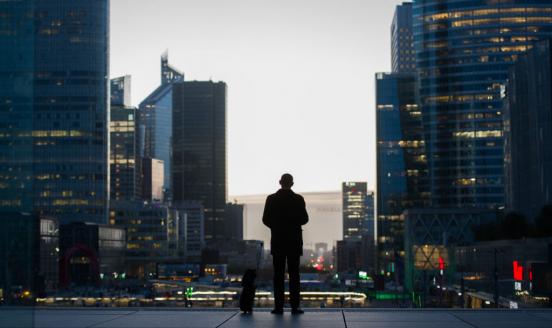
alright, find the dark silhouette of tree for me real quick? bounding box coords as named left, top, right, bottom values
left=498, top=212, right=531, bottom=239
left=473, top=211, right=531, bottom=241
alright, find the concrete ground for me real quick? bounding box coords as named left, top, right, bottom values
left=1, top=308, right=552, bottom=328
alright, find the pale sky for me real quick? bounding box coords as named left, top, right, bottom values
left=110, top=0, right=406, bottom=196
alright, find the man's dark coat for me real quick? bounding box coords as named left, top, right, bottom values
left=262, top=189, right=309, bottom=255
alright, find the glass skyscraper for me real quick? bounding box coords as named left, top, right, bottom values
left=413, top=0, right=552, bottom=208
left=138, top=53, right=184, bottom=195
left=376, top=73, right=428, bottom=274
left=110, top=76, right=139, bottom=201
left=392, top=2, right=417, bottom=74
left=0, top=0, right=109, bottom=224
left=172, top=81, right=227, bottom=242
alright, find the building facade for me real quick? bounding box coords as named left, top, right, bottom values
left=376, top=72, right=428, bottom=274
left=392, top=2, right=416, bottom=73
left=109, top=201, right=178, bottom=279
left=110, top=76, right=140, bottom=201
left=172, top=81, right=227, bottom=242
left=413, top=0, right=552, bottom=208
left=402, top=208, right=496, bottom=292
left=0, top=0, right=110, bottom=224
left=505, top=39, right=552, bottom=220
left=138, top=53, right=184, bottom=194
left=173, top=201, right=205, bottom=261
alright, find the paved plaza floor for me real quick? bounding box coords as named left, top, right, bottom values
left=1, top=308, right=552, bottom=328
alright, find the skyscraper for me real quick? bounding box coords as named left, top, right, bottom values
left=139, top=53, right=184, bottom=195
left=110, top=76, right=140, bottom=201
left=172, top=81, right=227, bottom=242
left=342, top=182, right=372, bottom=241
left=376, top=73, right=428, bottom=273
left=505, top=39, right=552, bottom=220
left=413, top=0, right=552, bottom=208
left=392, top=2, right=416, bottom=74
left=0, top=0, right=110, bottom=224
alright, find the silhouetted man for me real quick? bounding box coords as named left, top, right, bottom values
left=262, top=173, right=309, bottom=315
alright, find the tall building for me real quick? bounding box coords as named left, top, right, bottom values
left=342, top=182, right=372, bottom=241
left=505, top=40, right=552, bottom=219
left=0, top=0, right=110, bottom=224
left=225, top=202, right=244, bottom=241
left=172, top=81, right=227, bottom=242
left=413, top=0, right=552, bottom=208
left=138, top=53, right=184, bottom=194
left=375, top=73, right=428, bottom=274
left=110, top=76, right=140, bottom=201
left=391, top=2, right=416, bottom=73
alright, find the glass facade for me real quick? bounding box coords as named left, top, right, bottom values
left=505, top=39, right=552, bottom=219
left=172, top=81, right=227, bottom=242
left=138, top=54, right=184, bottom=193
left=392, top=2, right=417, bottom=73
left=0, top=0, right=110, bottom=224
left=413, top=0, right=552, bottom=208
left=110, top=76, right=139, bottom=201
left=376, top=73, right=428, bottom=273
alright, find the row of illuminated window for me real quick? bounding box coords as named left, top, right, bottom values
left=110, top=121, right=135, bottom=127
left=452, top=16, right=552, bottom=28
left=453, top=130, right=502, bottom=139
left=398, top=140, right=425, bottom=148
left=424, top=36, right=535, bottom=49
left=110, top=159, right=135, bottom=164
left=424, top=8, right=552, bottom=23
left=110, top=127, right=134, bottom=133
left=425, top=94, right=499, bottom=104
left=435, top=112, right=501, bottom=122
left=453, top=178, right=502, bottom=186
left=0, top=130, right=89, bottom=138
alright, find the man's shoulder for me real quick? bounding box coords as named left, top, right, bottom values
left=293, top=192, right=305, bottom=200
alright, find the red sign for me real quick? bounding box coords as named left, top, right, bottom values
left=438, top=257, right=445, bottom=270
left=513, top=261, right=523, bottom=281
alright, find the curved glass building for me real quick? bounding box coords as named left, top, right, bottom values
left=414, top=0, right=552, bottom=207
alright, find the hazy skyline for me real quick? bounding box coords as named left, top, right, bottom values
left=110, top=0, right=406, bottom=195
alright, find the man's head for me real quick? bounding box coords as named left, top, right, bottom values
left=279, top=173, right=294, bottom=189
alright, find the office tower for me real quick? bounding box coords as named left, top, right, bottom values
left=413, top=0, right=552, bottom=208
left=172, top=81, right=227, bottom=242
left=505, top=40, right=552, bottom=219
left=110, top=76, right=140, bottom=201
left=342, top=182, right=371, bottom=241
left=141, top=158, right=164, bottom=202
left=0, top=0, right=109, bottom=224
left=139, top=52, right=184, bottom=194
left=376, top=73, right=428, bottom=273
left=391, top=2, right=416, bottom=73
left=225, top=203, right=244, bottom=241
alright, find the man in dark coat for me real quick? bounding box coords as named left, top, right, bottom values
left=262, top=173, right=309, bottom=314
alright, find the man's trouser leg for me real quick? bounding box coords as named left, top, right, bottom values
left=287, top=254, right=301, bottom=309
left=273, top=254, right=286, bottom=310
